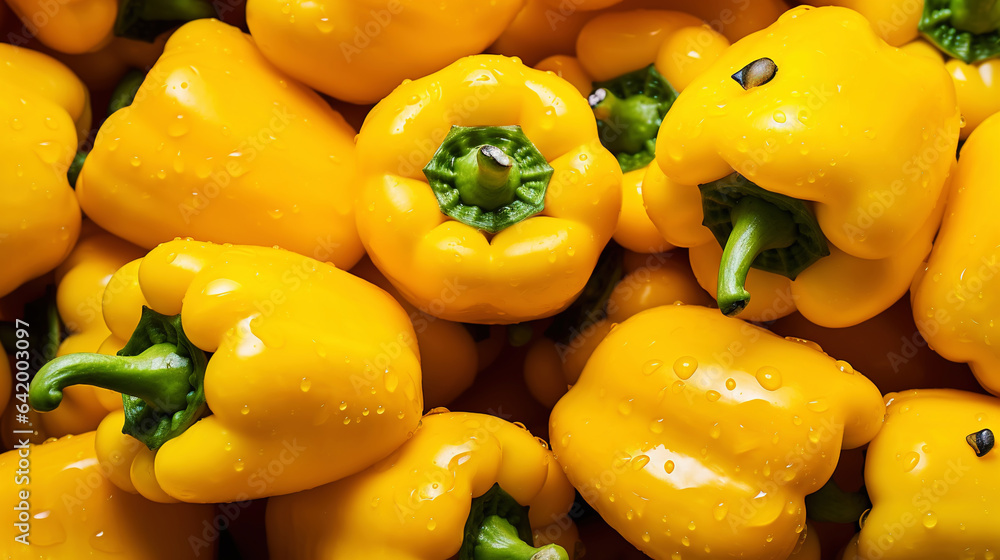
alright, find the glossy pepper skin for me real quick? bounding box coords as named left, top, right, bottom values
left=4, top=0, right=216, bottom=54
left=29, top=239, right=423, bottom=503
left=5, top=0, right=118, bottom=53
left=803, top=0, right=920, bottom=46
left=550, top=304, right=885, bottom=560
left=647, top=6, right=959, bottom=327
left=77, top=19, right=365, bottom=270
left=0, top=43, right=87, bottom=298
left=848, top=390, right=1000, bottom=559
left=355, top=54, right=622, bottom=324
left=545, top=10, right=730, bottom=254
left=770, top=296, right=982, bottom=395
left=351, top=258, right=504, bottom=408
left=525, top=250, right=713, bottom=408
left=912, top=112, right=1000, bottom=396
left=267, top=411, right=578, bottom=560
left=1, top=222, right=143, bottom=446
left=0, top=431, right=216, bottom=559
left=825, top=4, right=1000, bottom=139
left=901, top=39, right=1000, bottom=139
left=491, top=0, right=786, bottom=67
left=246, top=0, right=526, bottom=105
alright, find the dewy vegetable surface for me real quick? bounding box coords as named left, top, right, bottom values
left=356, top=54, right=623, bottom=324
left=77, top=19, right=364, bottom=270
left=28, top=239, right=423, bottom=503
left=550, top=304, right=885, bottom=559
left=646, top=6, right=960, bottom=327
left=267, top=411, right=578, bottom=560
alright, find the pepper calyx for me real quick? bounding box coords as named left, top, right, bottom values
left=114, top=0, right=218, bottom=43
left=424, top=126, right=552, bottom=234
left=459, top=483, right=570, bottom=560
left=920, top=0, right=1000, bottom=63
left=699, top=173, right=829, bottom=316
left=590, top=65, right=678, bottom=173
left=29, top=306, right=208, bottom=450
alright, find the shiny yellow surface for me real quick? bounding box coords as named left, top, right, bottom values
left=351, top=257, right=500, bottom=408
left=947, top=58, right=1000, bottom=139
left=649, top=6, right=960, bottom=327
left=267, top=411, right=577, bottom=560
left=788, top=523, right=821, bottom=560
left=913, top=113, right=1000, bottom=395
left=804, top=0, right=920, bottom=46
left=356, top=54, right=622, bottom=324
left=2, top=223, right=142, bottom=444
left=562, top=10, right=729, bottom=255
left=859, top=390, right=1000, bottom=559
left=77, top=19, right=364, bottom=270
left=246, top=0, right=525, bottom=104
left=524, top=251, right=713, bottom=407
left=6, top=0, right=116, bottom=53
left=491, top=0, right=786, bottom=66
left=0, top=431, right=215, bottom=559
left=93, top=239, right=422, bottom=503
left=550, top=304, right=885, bottom=559
left=535, top=55, right=592, bottom=96
left=0, top=43, right=85, bottom=298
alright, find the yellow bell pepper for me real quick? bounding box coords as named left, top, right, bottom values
left=4, top=0, right=215, bottom=54
left=491, top=0, right=786, bottom=66
left=0, top=222, right=143, bottom=446
left=525, top=248, right=712, bottom=407
left=351, top=257, right=504, bottom=408
left=1, top=431, right=217, bottom=558
left=850, top=390, right=1000, bottom=559
left=0, top=43, right=88, bottom=298
left=550, top=304, right=885, bottom=559
left=648, top=6, right=960, bottom=327
left=771, top=297, right=982, bottom=395
left=901, top=39, right=1000, bottom=139
left=267, top=410, right=579, bottom=560
left=28, top=239, right=423, bottom=503
left=77, top=19, right=365, bottom=270
left=912, top=111, right=1000, bottom=396
left=811, top=1, right=1000, bottom=138
left=547, top=9, right=730, bottom=254
left=356, top=54, right=623, bottom=324
left=245, top=0, right=526, bottom=105
left=803, top=0, right=920, bottom=46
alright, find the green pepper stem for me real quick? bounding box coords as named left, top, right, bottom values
left=29, top=343, right=192, bottom=414
left=805, top=479, right=871, bottom=525
left=950, top=0, right=1000, bottom=34
left=717, top=196, right=797, bottom=316
left=454, top=145, right=520, bottom=211
left=67, top=151, right=87, bottom=188
left=590, top=88, right=662, bottom=156
left=473, top=515, right=569, bottom=560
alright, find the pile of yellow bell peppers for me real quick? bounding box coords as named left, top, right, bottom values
left=4, top=0, right=1000, bottom=558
